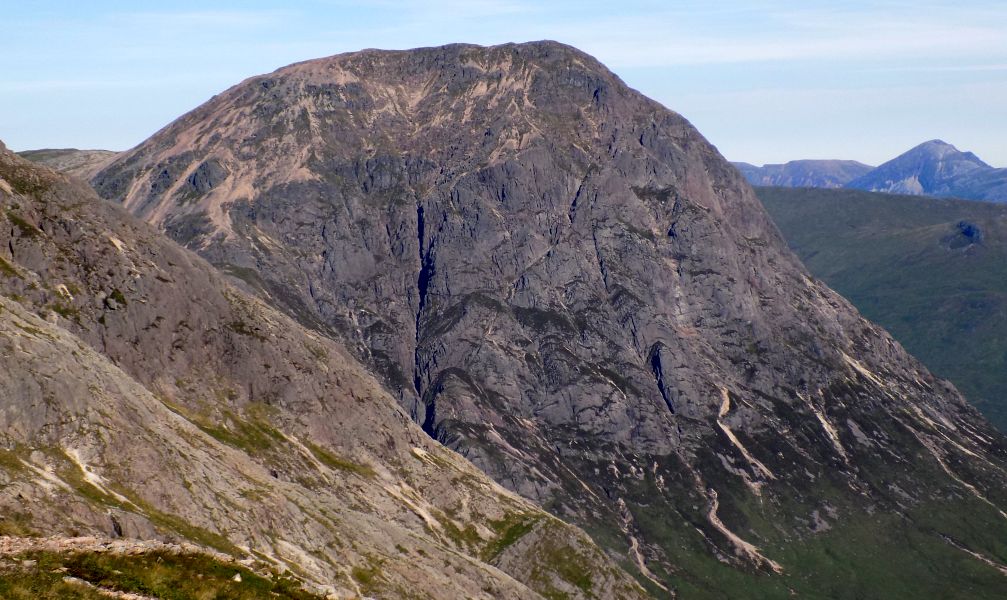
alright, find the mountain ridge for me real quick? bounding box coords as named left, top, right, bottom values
left=732, top=159, right=874, bottom=188
left=736, top=139, right=1007, bottom=202
left=16, top=148, right=119, bottom=180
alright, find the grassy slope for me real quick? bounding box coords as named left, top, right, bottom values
left=0, top=549, right=323, bottom=600
left=757, top=186, right=1007, bottom=431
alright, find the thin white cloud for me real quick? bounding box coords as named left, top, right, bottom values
left=0, top=74, right=228, bottom=93
left=537, top=8, right=1007, bottom=67
left=113, top=9, right=297, bottom=29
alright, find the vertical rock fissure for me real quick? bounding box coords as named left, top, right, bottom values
left=649, top=344, right=675, bottom=414
left=414, top=203, right=436, bottom=436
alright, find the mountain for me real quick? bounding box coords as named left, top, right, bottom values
left=733, top=159, right=873, bottom=188
left=758, top=186, right=1007, bottom=432
left=739, top=141, right=1007, bottom=203
left=846, top=139, right=991, bottom=195
left=946, top=165, right=1007, bottom=202
left=0, top=141, right=646, bottom=599
left=90, top=41, right=1007, bottom=597
left=16, top=148, right=118, bottom=179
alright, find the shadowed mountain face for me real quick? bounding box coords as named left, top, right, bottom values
left=733, top=159, right=873, bottom=188
left=93, top=42, right=1007, bottom=597
left=0, top=143, right=646, bottom=600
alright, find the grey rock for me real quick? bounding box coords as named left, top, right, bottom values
left=0, top=142, right=646, bottom=599
left=91, top=42, right=1007, bottom=595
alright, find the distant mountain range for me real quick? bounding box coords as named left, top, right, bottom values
left=733, top=159, right=873, bottom=188
left=735, top=140, right=1007, bottom=202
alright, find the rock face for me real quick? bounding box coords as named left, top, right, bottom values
left=0, top=144, right=646, bottom=600
left=92, top=42, right=1007, bottom=597
left=733, top=159, right=873, bottom=188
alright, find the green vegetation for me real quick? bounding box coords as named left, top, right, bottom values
left=482, top=512, right=541, bottom=561
left=158, top=397, right=286, bottom=458
left=50, top=302, right=80, bottom=322
left=192, top=409, right=284, bottom=455
left=350, top=555, right=385, bottom=595
left=0, top=550, right=323, bottom=600
left=534, top=543, right=594, bottom=598
left=107, top=288, right=127, bottom=307
left=0, top=255, right=17, bottom=277
left=0, top=161, right=53, bottom=198
left=122, top=493, right=243, bottom=556
left=226, top=319, right=266, bottom=340
left=5, top=211, right=41, bottom=238
left=433, top=509, right=482, bottom=550
left=757, top=186, right=1007, bottom=431
left=304, top=441, right=375, bottom=478
left=558, top=434, right=1007, bottom=600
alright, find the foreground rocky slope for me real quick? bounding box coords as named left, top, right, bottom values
left=0, top=142, right=645, bottom=599
left=91, top=42, right=1007, bottom=597
left=0, top=536, right=323, bottom=599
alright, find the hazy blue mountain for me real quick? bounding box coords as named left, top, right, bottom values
left=740, top=140, right=1007, bottom=203
left=846, top=139, right=992, bottom=196
left=733, top=159, right=873, bottom=188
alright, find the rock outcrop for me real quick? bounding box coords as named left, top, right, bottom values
left=0, top=143, right=646, bottom=599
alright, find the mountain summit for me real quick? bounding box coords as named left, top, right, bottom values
left=91, top=42, right=1007, bottom=597
left=846, top=139, right=991, bottom=195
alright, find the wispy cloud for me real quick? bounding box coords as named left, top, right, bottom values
left=1, top=0, right=1005, bottom=164
left=530, top=4, right=1007, bottom=67
left=111, top=9, right=297, bottom=29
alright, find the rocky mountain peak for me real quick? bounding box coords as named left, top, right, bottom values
left=905, top=139, right=989, bottom=166
left=89, top=43, right=1007, bottom=596
left=847, top=139, right=992, bottom=195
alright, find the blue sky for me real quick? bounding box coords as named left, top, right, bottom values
left=2, top=1, right=1005, bottom=166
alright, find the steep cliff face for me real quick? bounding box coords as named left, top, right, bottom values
left=0, top=144, right=646, bottom=600
left=93, top=42, right=1007, bottom=597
